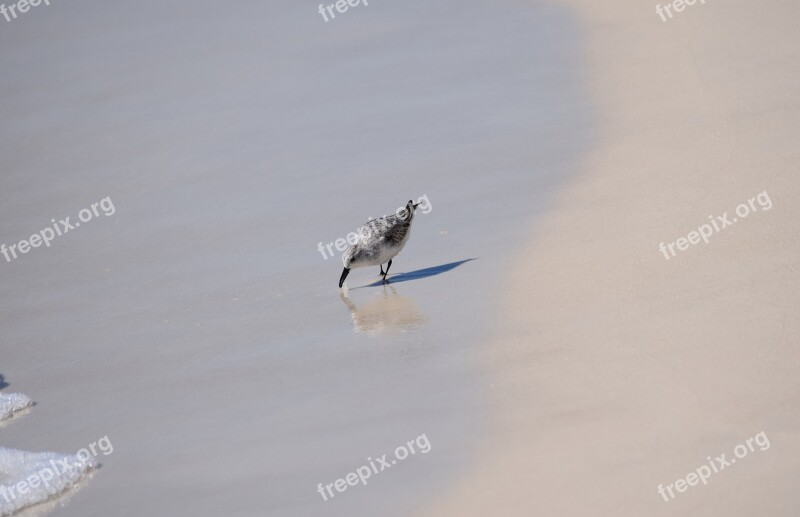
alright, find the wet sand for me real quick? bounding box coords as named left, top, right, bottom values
left=0, top=1, right=588, bottom=515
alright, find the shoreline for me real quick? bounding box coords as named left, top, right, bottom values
left=421, top=0, right=800, bottom=515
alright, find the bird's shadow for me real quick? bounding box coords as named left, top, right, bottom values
left=354, top=258, right=477, bottom=289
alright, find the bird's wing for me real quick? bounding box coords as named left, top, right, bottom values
left=355, top=219, right=384, bottom=237
left=354, top=212, right=411, bottom=244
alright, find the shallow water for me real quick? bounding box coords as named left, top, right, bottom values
left=0, top=0, right=590, bottom=515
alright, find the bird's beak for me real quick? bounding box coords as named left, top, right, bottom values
left=413, top=203, right=419, bottom=209
left=339, top=267, right=350, bottom=288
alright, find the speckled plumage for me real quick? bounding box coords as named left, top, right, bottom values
left=339, top=200, right=418, bottom=287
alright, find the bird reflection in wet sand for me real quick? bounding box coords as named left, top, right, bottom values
left=339, top=285, right=427, bottom=335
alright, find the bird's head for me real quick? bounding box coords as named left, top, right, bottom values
left=342, top=245, right=356, bottom=269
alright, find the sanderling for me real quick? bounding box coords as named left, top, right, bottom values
left=339, top=200, right=419, bottom=288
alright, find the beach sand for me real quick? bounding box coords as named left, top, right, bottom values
left=421, top=0, right=800, bottom=515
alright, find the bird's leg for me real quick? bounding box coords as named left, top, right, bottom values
left=379, top=264, right=385, bottom=276
left=382, top=259, right=392, bottom=281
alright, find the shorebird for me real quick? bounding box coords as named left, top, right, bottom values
left=339, top=200, right=419, bottom=288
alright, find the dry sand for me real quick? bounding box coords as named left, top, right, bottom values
left=422, top=0, right=800, bottom=515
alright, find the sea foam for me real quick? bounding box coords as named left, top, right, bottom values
left=0, top=448, right=95, bottom=516
left=0, top=395, right=32, bottom=423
